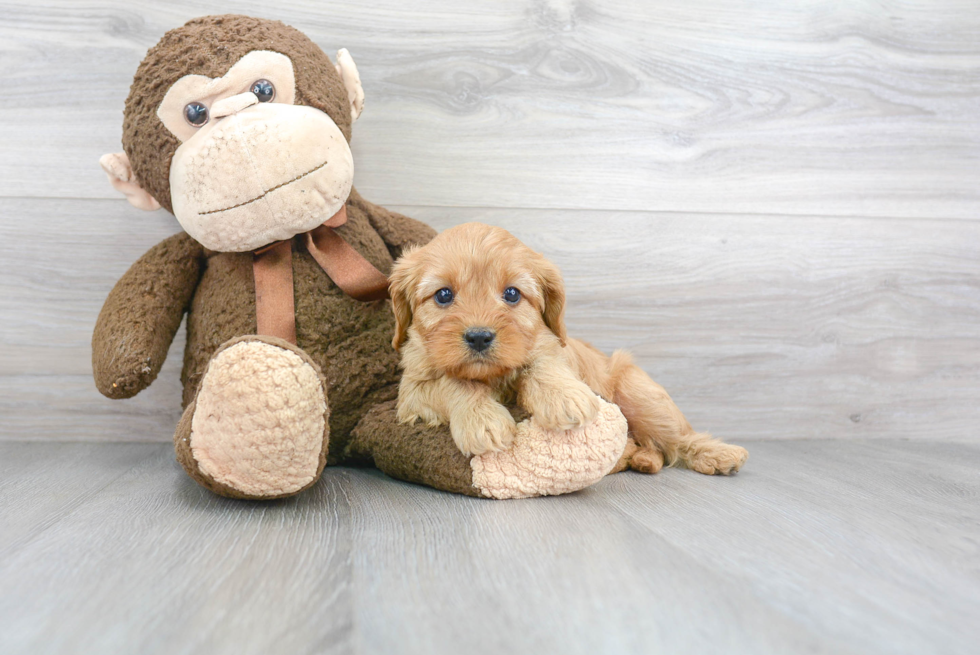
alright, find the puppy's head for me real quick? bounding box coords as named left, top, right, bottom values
left=389, top=223, right=566, bottom=381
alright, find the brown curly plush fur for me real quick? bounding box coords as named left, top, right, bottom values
left=93, top=189, right=442, bottom=472
left=178, top=190, right=413, bottom=461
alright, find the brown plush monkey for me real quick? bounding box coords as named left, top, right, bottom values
left=94, top=15, right=629, bottom=500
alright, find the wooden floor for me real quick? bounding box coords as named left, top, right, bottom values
left=1, top=439, right=977, bottom=655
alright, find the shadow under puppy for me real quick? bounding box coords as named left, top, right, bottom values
left=389, top=222, right=748, bottom=475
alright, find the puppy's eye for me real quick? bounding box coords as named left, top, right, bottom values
left=503, top=287, right=521, bottom=305
left=434, top=287, right=454, bottom=307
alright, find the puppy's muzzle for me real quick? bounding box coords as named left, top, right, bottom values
left=464, top=328, right=495, bottom=353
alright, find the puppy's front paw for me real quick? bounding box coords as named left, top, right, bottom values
left=396, top=400, right=444, bottom=428
left=531, top=382, right=601, bottom=431
left=451, top=402, right=516, bottom=456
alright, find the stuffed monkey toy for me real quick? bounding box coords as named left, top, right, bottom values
left=93, top=15, right=629, bottom=500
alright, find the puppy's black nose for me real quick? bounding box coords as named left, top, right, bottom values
left=464, top=328, right=495, bottom=353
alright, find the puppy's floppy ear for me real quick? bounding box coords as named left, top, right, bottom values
left=533, top=254, right=567, bottom=347
left=388, top=246, right=422, bottom=351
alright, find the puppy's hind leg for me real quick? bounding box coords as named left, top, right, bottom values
left=611, top=437, right=665, bottom=474
left=608, top=351, right=748, bottom=475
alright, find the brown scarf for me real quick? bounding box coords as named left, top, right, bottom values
left=252, top=205, right=389, bottom=344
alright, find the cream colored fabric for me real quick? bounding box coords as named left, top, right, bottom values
left=470, top=398, right=628, bottom=500
left=154, top=49, right=354, bottom=252
left=156, top=51, right=297, bottom=143
left=98, top=152, right=161, bottom=211
left=190, top=341, right=326, bottom=497
left=211, top=92, right=259, bottom=119
left=334, top=48, right=364, bottom=121
left=104, top=50, right=357, bottom=251
left=169, top=102, right=354, bottom=251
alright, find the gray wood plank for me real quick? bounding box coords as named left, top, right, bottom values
left=1, top=1, right=978, bottom=218
left=341, top=440, right=980, bottom=655
left=2, top=198, right=977, bottom=443
left=0, top=440, right=977, bottom=655
left=598, top=440, right=980, bottom=655
left=0, top=198, right=185, bottom=442
left=343, top=466, right=862, bottom=655
left=0, top=442, right=161, bottom=557
left=0, top=445, right=356, bottom=655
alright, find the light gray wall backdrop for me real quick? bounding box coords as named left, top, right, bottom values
left=1, top=0, right=977, bottom=442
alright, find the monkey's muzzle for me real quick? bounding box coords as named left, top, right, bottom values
left=170, top=103, right=354, bottom=252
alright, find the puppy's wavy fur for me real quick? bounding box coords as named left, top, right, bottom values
left=389, top=223, right=748, bottom=475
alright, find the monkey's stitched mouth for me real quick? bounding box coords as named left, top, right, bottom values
left=199, top=160, right=330, bottom=215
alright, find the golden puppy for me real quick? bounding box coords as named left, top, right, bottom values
left=388, top=223, right=748, bottom=475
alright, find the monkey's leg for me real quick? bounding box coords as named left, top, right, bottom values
left=174, top=335, right=330, bottom=499
left=347, top=397, right=628, bottom=499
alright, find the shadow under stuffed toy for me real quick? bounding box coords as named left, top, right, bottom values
left=93, top=14, right=631, bottom=500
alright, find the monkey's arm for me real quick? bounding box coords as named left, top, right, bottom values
left=349, top=188, right=437, bottom=259
left=92, top=231, right=205, bottom=399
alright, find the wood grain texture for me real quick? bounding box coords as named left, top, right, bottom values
left=0, top=444, right=357, bottom=655
left=2, top=198, right=977, bottom=442
left=0, top=0, right=978, bottom=217
left=0, top=198, right=185, bottom=442
left=0, top=442, right=160, bottom=558
left=0, top=440, right=977, bottom=655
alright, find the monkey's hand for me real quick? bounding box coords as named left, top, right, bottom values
left=450, top=399, right=517, bottom=457
left=92, top=232, right=203, bottom=399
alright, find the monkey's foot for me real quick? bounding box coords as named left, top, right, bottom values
left=470, top=398, right=628, bottom=500
left=175, top=335, right=329, bottom=499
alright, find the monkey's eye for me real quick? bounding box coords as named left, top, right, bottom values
left=184, top=102, right=209, bottom=127
left=434, top=288, right=454, bottom=307
left=503, top=287, right=521, bottom=304
left=250, top=79, right=275, bottom=102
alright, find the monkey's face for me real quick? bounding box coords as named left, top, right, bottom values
left=159, top=51, right=352, bottom=252
left=100, top=16, right=369, bottom=253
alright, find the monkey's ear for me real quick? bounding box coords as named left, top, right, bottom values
left=334, top=48, right=365, bottom=122
left=534, top=255, right=568, bottom=347
left=99, top=152, right=161, bottom=211
left=388, top=247, right=422, bottom=351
